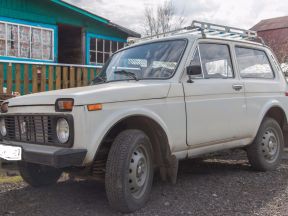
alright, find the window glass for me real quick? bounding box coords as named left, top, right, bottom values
left=97, top=39, right=103, bottom=52
left=189, top=47, right=202, bottom=78
left=42, top=30, right=52, bottom=45
left=94, top=40, right=186, bottom=82
left=0, top=23, right=5, bottom=39
left=235, top=47, right=274, bottom=79
left=90, top=38, right=96, bottom=50
left=19, top=26, right=30, bottom=58
left=199, top=43, right=233, bottom=79
left=104, top=53, right=110, bottom=62
left=42, top=45, right=52, bottom=60
left=89, top=37, right=126, bottom=64
left=112, top=41, right=117, bottom=53
left=31, top=28, right=41, bottom=59
left=90, top=51, right=96, bottom=64
left=97, top=52, right=103, bottom=64
left=0, top=21, right=54, bottom=60
left=104, top=40, right=110, bottom=53
left=42, top=30, right=52, bottom=60
left=0, top=40, right=5, bottom=56
left=7, top=24, right=18, bottom=56
left=0, top=23, right=5, bottom=56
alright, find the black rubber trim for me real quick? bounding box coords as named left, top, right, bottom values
left=22, top=148, right=87, bottom=168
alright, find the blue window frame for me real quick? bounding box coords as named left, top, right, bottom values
left=86, top=33, right=126, bottom=65
left=0, top=16, right=57, bottom=63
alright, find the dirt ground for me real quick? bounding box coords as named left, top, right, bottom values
left=1, top=150, right=288, bottom=216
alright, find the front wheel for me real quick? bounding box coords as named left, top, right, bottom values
left=105, top=129, right=154, bottom=213
left=247, top=117, right=283, bottom=171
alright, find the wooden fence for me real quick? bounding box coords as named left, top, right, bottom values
left=0, top=60, right=102, bottom=96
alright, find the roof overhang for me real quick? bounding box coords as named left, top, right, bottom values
left=50, top=0, right=141, bottom=38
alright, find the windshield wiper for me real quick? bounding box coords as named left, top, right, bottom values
left=114, top=70, right=139, bottom=81
left=90, top=75, right=106, bottom=85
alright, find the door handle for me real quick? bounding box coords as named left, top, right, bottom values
left=232, top=84, right=243, bottom=91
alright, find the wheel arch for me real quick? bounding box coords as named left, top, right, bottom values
left=257, top=103, right=288, bottom=149
left=91, top=112, right=177, bottom=182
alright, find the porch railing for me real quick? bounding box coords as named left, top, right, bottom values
left=0, top=60, right=102, bottom=97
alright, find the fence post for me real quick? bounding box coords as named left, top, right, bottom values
left=7, top=63, right=12, bottom=94
left=70, top=67, right=75, bottom=88
left=15, top=64, right=21, bottom=93
left=83, top=68, right=88, bottom=86
left=62, top=67, right=68, bottom=89
left=23, top=64, right=29, bottom=94
left=32, top=65, right=38, bottom=93
left=77, top=68, right=82, bottom=87
left=48, top=66, right=54, bottom=91
left=41, top=65, right=46, bottom=92
left=55, top=66, right=61, bottom=90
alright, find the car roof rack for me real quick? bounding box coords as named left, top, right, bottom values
left=128, top=20, right=265, bottom=45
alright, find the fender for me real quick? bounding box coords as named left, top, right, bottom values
left=253, top=99, right=287, bottom=138
left=84, top=107, right=173, bottom=164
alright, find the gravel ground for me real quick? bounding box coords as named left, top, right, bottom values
left=1, top=150, right=288, bottom=216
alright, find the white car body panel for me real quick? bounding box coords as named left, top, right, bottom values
left=8, top=81, right=171, bottom=106
left=2, top=34, right=288, bottom=166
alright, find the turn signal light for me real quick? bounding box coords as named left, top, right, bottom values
left=55, top=99, right=74, bottom=112
left=87, top=103, right=102, bottom=111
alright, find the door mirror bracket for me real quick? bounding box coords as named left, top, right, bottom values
left=186, top=65, right=202, bottom=83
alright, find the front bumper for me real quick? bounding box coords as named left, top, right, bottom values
left=0, top=141, right=87, bottom=168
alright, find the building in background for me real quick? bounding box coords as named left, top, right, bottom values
left=0, top=0, right=140, bottom=65
left=251, top=16, right=288, bottom=64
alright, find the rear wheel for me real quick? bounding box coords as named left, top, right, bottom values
left=18, top=162, right=62, bottom=187
left=247, top=117, right=283, bottom=171
left=105, top=129, right=154, bottom=213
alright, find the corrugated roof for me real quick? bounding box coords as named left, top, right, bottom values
left=251, top=16, right=288, bottom=32
left=50, top=0, right=141, bottom=38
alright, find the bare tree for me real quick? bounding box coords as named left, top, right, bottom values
left=143, top=0, right=186, bottom=37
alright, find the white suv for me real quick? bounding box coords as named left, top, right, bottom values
left=0, top=21, right=287, bottom=213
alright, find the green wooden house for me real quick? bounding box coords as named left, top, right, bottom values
left=0, top=0, right=140, bottom=65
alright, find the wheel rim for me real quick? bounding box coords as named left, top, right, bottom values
left=261, top=128, right=279, bottom=163
left=128, top=144, right=150, bottom=199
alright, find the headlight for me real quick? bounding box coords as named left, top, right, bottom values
left=0, top=118, right=6, bottom=136
left=56, top=118, right=69, bottom=143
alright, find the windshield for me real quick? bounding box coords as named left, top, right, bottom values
left=94, top=39, right=187, bottom=83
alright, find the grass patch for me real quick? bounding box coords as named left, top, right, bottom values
left=0, top=175, right=22, bottom=184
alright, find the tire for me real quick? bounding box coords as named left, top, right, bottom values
left=247, top=117, right=284, bottom=171
left=18, top=161, right=62, bottom=187
left=105, top=129, right=154, bottom=213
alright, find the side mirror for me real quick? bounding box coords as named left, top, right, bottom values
left=186, top=65, right=202, bottom=76
left=186, top=65, right=202, bottom=83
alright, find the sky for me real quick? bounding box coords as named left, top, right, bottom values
left=65, top=0, right=288, bottom=35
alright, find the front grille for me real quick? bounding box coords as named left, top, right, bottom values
left=1, top=114, right=74, bottom=147
left=5, top=115, right=54, bottom=145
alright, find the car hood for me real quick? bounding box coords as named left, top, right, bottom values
left=7, top=81, right=171, bottom=107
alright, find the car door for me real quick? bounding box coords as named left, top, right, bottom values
left=234, top=46, right=285, bottom=137
left=183, top=41, right=247, bottom=147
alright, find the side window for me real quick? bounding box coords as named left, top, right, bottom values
left=235, top=47, right=274, bottom=79
left=199, top=43, right=234, bottom=79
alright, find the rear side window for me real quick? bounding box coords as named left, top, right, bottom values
left=235, top=47, right=274, bottom=79
left=198, top=43, right=234, bottom=79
